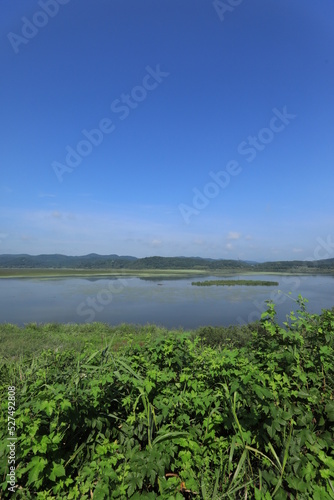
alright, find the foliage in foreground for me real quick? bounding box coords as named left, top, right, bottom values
left=0, top=297, right=334, bottom=499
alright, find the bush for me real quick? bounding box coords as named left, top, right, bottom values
left=0, top=298, right=334, bottom=498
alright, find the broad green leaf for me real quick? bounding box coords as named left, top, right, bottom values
left=49, top=463, right=66, bottom=482
left=27, top=457, right=48, bottom=486
left=325, top=402, right=334, bottom=422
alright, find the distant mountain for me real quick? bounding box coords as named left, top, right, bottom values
left=176, top=256, right=218, bottom=261
left=0, top=254, right=333, bottom=271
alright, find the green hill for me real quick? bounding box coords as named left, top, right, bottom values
left=0, top=253, right=333, bottom=273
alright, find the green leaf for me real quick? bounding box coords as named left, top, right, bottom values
left=325, top=402, right=334, bottom=422
left=27, top=457, right=48, bottom=486
left=253, top=385, right=272, bottom=400
left=320, top=469, right=334, bottom=480
left=230, top=380, right=239, bottom=393
left=231, top=449, right=247, bottom=483
left=254, top=488, right=262, bottom=500
left=39, top=400, right=56, bottom=416
left=49, top=462, right=66, bottom=482
left=153, top=431, right=188, bottom=446
left=287, top=476, right=308, bottom=493
left=93, top=480, right=110, bottom=499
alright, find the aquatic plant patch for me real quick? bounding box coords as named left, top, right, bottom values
left=191, top=279, right=279, bottom=286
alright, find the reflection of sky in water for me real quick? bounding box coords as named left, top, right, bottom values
left=0, top=274, right=333, bottom=328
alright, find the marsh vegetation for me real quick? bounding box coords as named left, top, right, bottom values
left=191, top=280, right=279, bottom=287
left=1, top=297, right=334, bottom=498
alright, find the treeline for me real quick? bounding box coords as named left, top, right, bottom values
left=0, top=254, right=249, bottom=270
left=128, top=256, right=249, bottom=270
left=255, top=258, right=334, bottom=272
left=0, top=253, right=136, bottom=269
left=0, top=253, right=333, bottom=272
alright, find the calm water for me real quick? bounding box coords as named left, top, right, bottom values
left=1, top=274, right=333, bottom=328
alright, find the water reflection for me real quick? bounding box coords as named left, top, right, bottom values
left=0, top=274, right=333, bottom=328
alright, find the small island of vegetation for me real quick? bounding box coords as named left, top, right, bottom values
left=192, top=279, right=279, bottom=286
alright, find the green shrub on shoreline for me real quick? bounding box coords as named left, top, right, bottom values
left=1, top=297, right=334, bottom=498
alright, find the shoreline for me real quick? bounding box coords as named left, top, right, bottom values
left=0, top=267, right=333, bottom=279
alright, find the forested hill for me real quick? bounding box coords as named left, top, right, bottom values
left=255, top=258, right=334, bottom=272
left=0, top=254, right=248, bottom=270
left=0, top=253, right=136, bottom=269
left=128, top=256, right=249, bottom=270
left=0, top=254, right=333, bottom=272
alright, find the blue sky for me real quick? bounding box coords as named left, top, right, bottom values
left=1, top=0, right=333, bottom=261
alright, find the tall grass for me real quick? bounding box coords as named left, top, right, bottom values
left=0, top=298, right=334, bottom=498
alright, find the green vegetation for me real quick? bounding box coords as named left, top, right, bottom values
left=1, top=253, right=334, bottom=276
left=192, top=280, right=279, bottom=287
left=1, top=297, right=334, bottom=498
left=0, top=268, right=208, bottom=280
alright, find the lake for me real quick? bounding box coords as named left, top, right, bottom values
left=1, top=274, right=333, bottom=329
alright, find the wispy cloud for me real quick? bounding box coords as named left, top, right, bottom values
left=51, top=211, right=62, bottom=219
left=227, top=232, right=241, bottom=240
left=151, top=239, right=162, bottom=247
left=0, top=206, right=331, bottom=262
left=38, top=193, right=56, bottom=198
left=20, top=234, right=34, bottom=241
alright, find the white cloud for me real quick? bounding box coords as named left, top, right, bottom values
left=0, top=207, right=330, bottom=261
left=193, top=238, right=204, bottom=245
left=151, top=239, right=162, bottom=247
left=227, top=232, right=241, bottom=240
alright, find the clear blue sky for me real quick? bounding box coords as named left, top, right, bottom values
left=1, top=0, right=333, bottom=261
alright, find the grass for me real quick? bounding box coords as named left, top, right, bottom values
left=0, top=322, right=173, bottom=360
left=0, top=321, right=258, bottom=361
left=0, top=298, right=334, bottom=498
left=0, top=268, right=209, bottom=279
